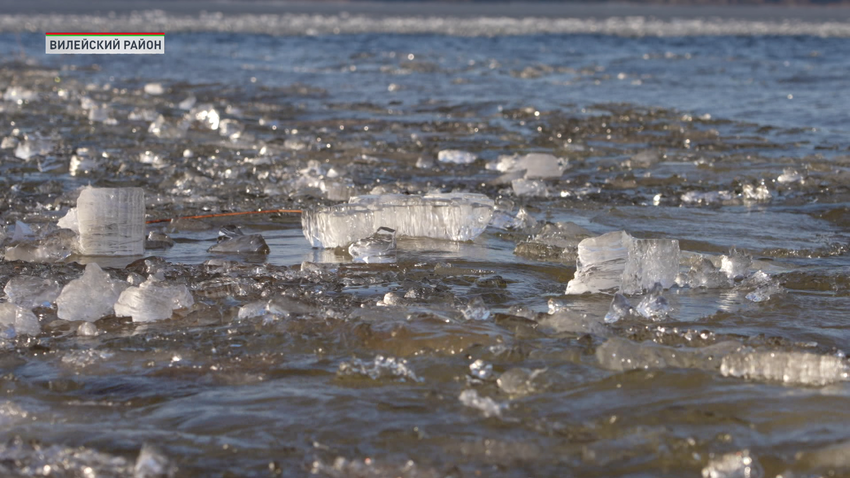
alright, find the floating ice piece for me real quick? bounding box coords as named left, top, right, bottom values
left=744, top=271, right=783, bottom=302
left=88, top=105, right=111, bottom=122
left=777, top=168, right=804, bottom=184
left=114, top=277, right=194, bottom=323
left=302, top=193, right=494, bottom=248
left=337, top=355, right=422, bottom=382
left=566, top=231, right=680, bottom=295
left=514, top=222, right=592, bottom=263
left=702, top=450, right=763, bottom=478
left=635, top=282, right=670, bottom=320
left=511, top=178, right=548, bottom=197
left=4, top=276, right=62, bottom=309
left=76, top=187, right=145, bottom=256
left=596, top=337, right=741, bottom=372
left=219, top=119, right=243, bottom=139
left=469, top=359, right=493, bottom=380
left=143, top=83, right=164, bottom=95
left=681, top=190, right=734, bottom=205
left=178, top=96, right=197, bottom=110
left=77, top=322, right=98, bottom=337
left=208, top=226, right=269, bottom=254
left=604, top=293, right=634, bottom=324
left=14, top=134, right=54, bottom=160
left=495, top=153, right=566, bottom=179
left=145, top=231, right=174, bottom=250
left=3, top=86, right=38, bottom=102
left=490, top=206, right=537, bottom=231
left=721, top=350, right=848, bottom=386
left=438, top=149, right=476, bottom=164
left=56, top=263, right=129, bottom=322
left=720, top=248, right=751, bottom=280
left=0, top=303, right=40, bottom=337
left=134, top=443, right=175, bottom=478
left=348, top=227, right=396, bottom=263
left=69, top=152, right=99, bottom=176
left=628, top=150, right=663, bottom=169
left=497, top=368, right=545, bottom=396
left=459, top=389, right=505, bottom=418
left=687, top=258, right=731, bottom=289
left=743, top=182, right=771, bottom=201
left=462, top=297, right=491, bottom=321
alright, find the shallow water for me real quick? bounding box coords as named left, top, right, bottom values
left=2, top=4, right=850, bottom=477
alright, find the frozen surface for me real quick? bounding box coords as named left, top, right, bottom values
left=113, top=277, right=194, bottom=323
left=56, top=263, right=129, bottom=322
left=567, top=231, right=679, bottom=295
left=76, top=186, right=145, bottom=256
left=302, top=193, right=494, bottom=248
left=720, top=351, right=849, bottom=386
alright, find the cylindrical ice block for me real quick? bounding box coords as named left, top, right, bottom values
left=76, top=187, right=145, bottom=256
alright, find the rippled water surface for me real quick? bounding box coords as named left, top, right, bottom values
left=2, top=5, right=850, bottom=477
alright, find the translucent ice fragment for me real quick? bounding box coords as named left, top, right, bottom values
left=744, top=271, right=783, bottom=303
left=720, top=248, right=751, bottom=280
left=143, top=83, right=164, bottom=95
left=57, top=208, right=79, bottom=235
left=208, top=226, right=270, bottom=254
left=743, top=182, right=771, bottom=201
left=604, top=293, right=634, bottom=324
left=114, top=277, right=194, bottom=323
left=596, top=337, right=741, bottom=372
left=302, top=193, right=494, bottom=248
left=145, top=231, right=174, bottom=250
left=0, top=303, right=40, bottom=336
left=178, top=96, right=197, bottom=110
left=720, top=351, right=848, bottom=386
left=4, top=276, right=62, bottom=309
left=687, top=258, right=731, bottom=289
left=348, top=227, right=396, bottom=263
left=511, top=178, right=548, bottom=197
left=76, top=187, right=145, bottom=256
left=437, top=149, right=476, bottom=164
left=134, top=443, right=175, bottom=478
left=337, top=355, right=421, bottom=382
left=462, top=297, right=491, bottom=321
left=469, top=359, right=493, bottom=380
left=566, top=231, right=680, bottom=295
left=495, top=153, right=566, bottom=179
left=635, top=282, right=670, bottom=320
left=56, top=263, right=129, bottom=322
left=14, top=135, right=53, bottom=160
left=777, top=168, right=804, bottom=184
left=12, top=221, right=34, bottom=243
left=3, top=86, right=38, bottom=102
left=701, top=450, right=763, bottom=478
left=497, top=368, right=545, bottom=396
left=77, top=322, right=98, bottom=337
left=459, top=389, right=505, bottom=418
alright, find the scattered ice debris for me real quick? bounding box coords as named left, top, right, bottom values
left=635, top=282, right=670, bottom=320
left=742, top=182, right=772, bottom=201
left=143, top=82, right=165, bottom=95
left=777, top=168, right=805, bottom=184
left=60, top=349, right=115, bottom=369
left=145, top=231, right=174, bottom=249
left=0, top=303, right=41, bottom=337
left=702, top=450, right=763, bottom=478
left=720, top=350, right=848, bottom=386
left=604, top=293, right=635, bottom=324
left=76, top=186, right=145, bottom=256
left=302, top=193, right=494, bottom=248
left=459, top=389, right=506, bottom=418
left=469, top=359, right=493, bottom=380
left=720, top=248, right=751, bottom=281
left=493, top=152, right=566, bottom=179
left=3, top=276, right=61, bottom=309
left=437, top=149, right=476, bottom=164
left=596, top=337, right=742, bottom=372
left=566, top=231, right=680, bottom=295
left=134, top=443, right=176, bottom=478
left=337, top=355, right=422, bottom=382
left=497, top=368, right=545, bottom=396
left=4, top=224, right=77, bottom=263
left=539, top=309, right=608, bottom=336
left=681, top=190, right=734, bottom=206
left=114, top=276, right=194, bottom=323
left=462, top=297, right=491, bottom=321
left=56, top=263, right=129, bottom=322
left=77, top=322, right=98, bottom=337
left=208, top=226, right=270, bottom=254
left=685, top=257, right=732, bottom=289
left=511, top=178, right=549, bottom=197
left=348, top=227, right=396, bottom=263
left=744, top=271, right=784, bottom=302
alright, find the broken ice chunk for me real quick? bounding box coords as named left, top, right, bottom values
left=462, top=297, right=491, bottom=321
left=437, top=149, right=476, bottom=164
left=720, top=248, right=751, bottom=281
left=514, top=221, right=592, bottom=263
left=687, top=258, right=731, bottom=289
left=3, top=276, right=62, bottom=309
left=0, top=303, right=40, bottom=337
left=113, top=277, right=194, bottom=323
left=469, top=360, right=493, bottom=380
left=178, top=96, right=197, bottom=110
left=134, top=443, right=175, bottom=478
left=458, top=389, right=506, bottom=418
left=604, top=293, right=634, bottom=324
left=14, top=134, right=54, bottom=160
left=348, top=227, right=396, bottom=263
left=777, top=168, right=804, bottom=184
left=635, top=282, right=670, bottom=320
left=76, top=187, right=145, bottom=256
left=701, top=450, right=763, bottom=478
left=511, top=178, right=548, bottom=197
left=56, top=263, right=129, bottom=322
left=77, top=322, right=98, bottom=337
left=497, top=368, right=545, bottom=396
left=744, top=271, right=783, bottom=302
left=494, top=153, right=566, bottom=179
left=57, top=208, right=80, bottom=235
left=143, top=83, right=164, bottom=95
left=302, top=193, right=494, bottom=248
left=566, top=231, right=680, bottom=295
left=720, top=350, right=848, bottom=386
left=596, top=338, right=741, bottom=372
left=208, top=226, right=269, bottom=254
left=337, top=355, right=421, bottom=382
left=145, top=231, right=174, bottom=250
left=743, top=182, right=772, bottom=201
left=12, top=221, right=35, bottom=243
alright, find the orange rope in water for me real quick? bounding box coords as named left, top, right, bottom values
left=145, top=209, right=303, bottom=224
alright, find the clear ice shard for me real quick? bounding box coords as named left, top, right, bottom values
left=687, top=257, right=731, bottom=289
left=337, top=355, right=422, bottom=382
left=635, top=282, right=670, bottom=320
left=720, top=351, right=849, bottom=386
left=720, top=248, right=751, bottom=280
left=134, top=443, right=175, bottom=478
left=348, top=227, right=396, bottom=263
left=514, top=221, right=592, bottom=263
left=302, top=193, right=494, bottom=248
left=56, top=263, right=129, bottom=322
left=458, top=389, right=505, bottom=418
left=566, top=231, right=680, bottom=295
left=4, top=276, right=62, bottom=309
left=0, top=303, right=41, bottom=337
left=114, top=277, right=194, bottom=323
left=494, top=153, right=566, bottom=179
left=604, top=293, right=634, bottom=324
left=701, top=450, right=763, bottom=478
left=208, top=226, right=270, bottom=254
left=511, top=178, right=548, bottom=197
left=76, top=187, right=145, bottom=256
left=497, top=368, right=545, bottom=396
left=596, top=337, right=742, bottom=372
left=437, top=149, right=476, bottom=164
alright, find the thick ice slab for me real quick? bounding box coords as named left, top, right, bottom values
left=566, top=231, right=679, bottom=295
left=302, top=193, right=494, bottom=248
left=721, top=351, right=849, bottom=386
left=76, top=187, right=145, bottom=256
left=56, top=263, right=129, bottom=322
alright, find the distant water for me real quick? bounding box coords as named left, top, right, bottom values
left=1, top=3, right=850, bottom=477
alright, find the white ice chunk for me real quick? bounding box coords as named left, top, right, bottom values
left=57, top=208, right=80, bottom=235
left=497, top=368, right=545, bottom=396
left=495, top=153, right=566, bottom=179
left=635, top=282, right=670, bottom=320
left=178, top=96, right=197, bottom=110
left=348, top=227, right=396, bottom=263
left=14, top=135, right=53, bottom=160
left=114, top=278, right=194, bottom=323
left=437, top=149, right=476, bottom=164
left=777, top=168, right=804, bottom=184
left=458, top=389, right=506, bottom=418
left=302, top=193, right=494, bottom=248
left=701, top=450, right=763, bottom=478
left=56, top=263, right=129, bottom=322
left=720, top=350, right=848, bottom=386
left=743, top=183, right=772, bottom=201
left=143, top=83, right=164, bottom=95
left=511, top=178, right=548, bottom=197
left=4, top=276, right=62, bottom=309
left=0, top=303, right=40, bottom=336
left=720, top=249, right=751, bottom=280
left=604, top=293, right=634, bottom=324
left=566, top=231, right=680, bottom=295
left=337, top=355, right=421, bottom=382
left=76, top=186, right=145, bottom=256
